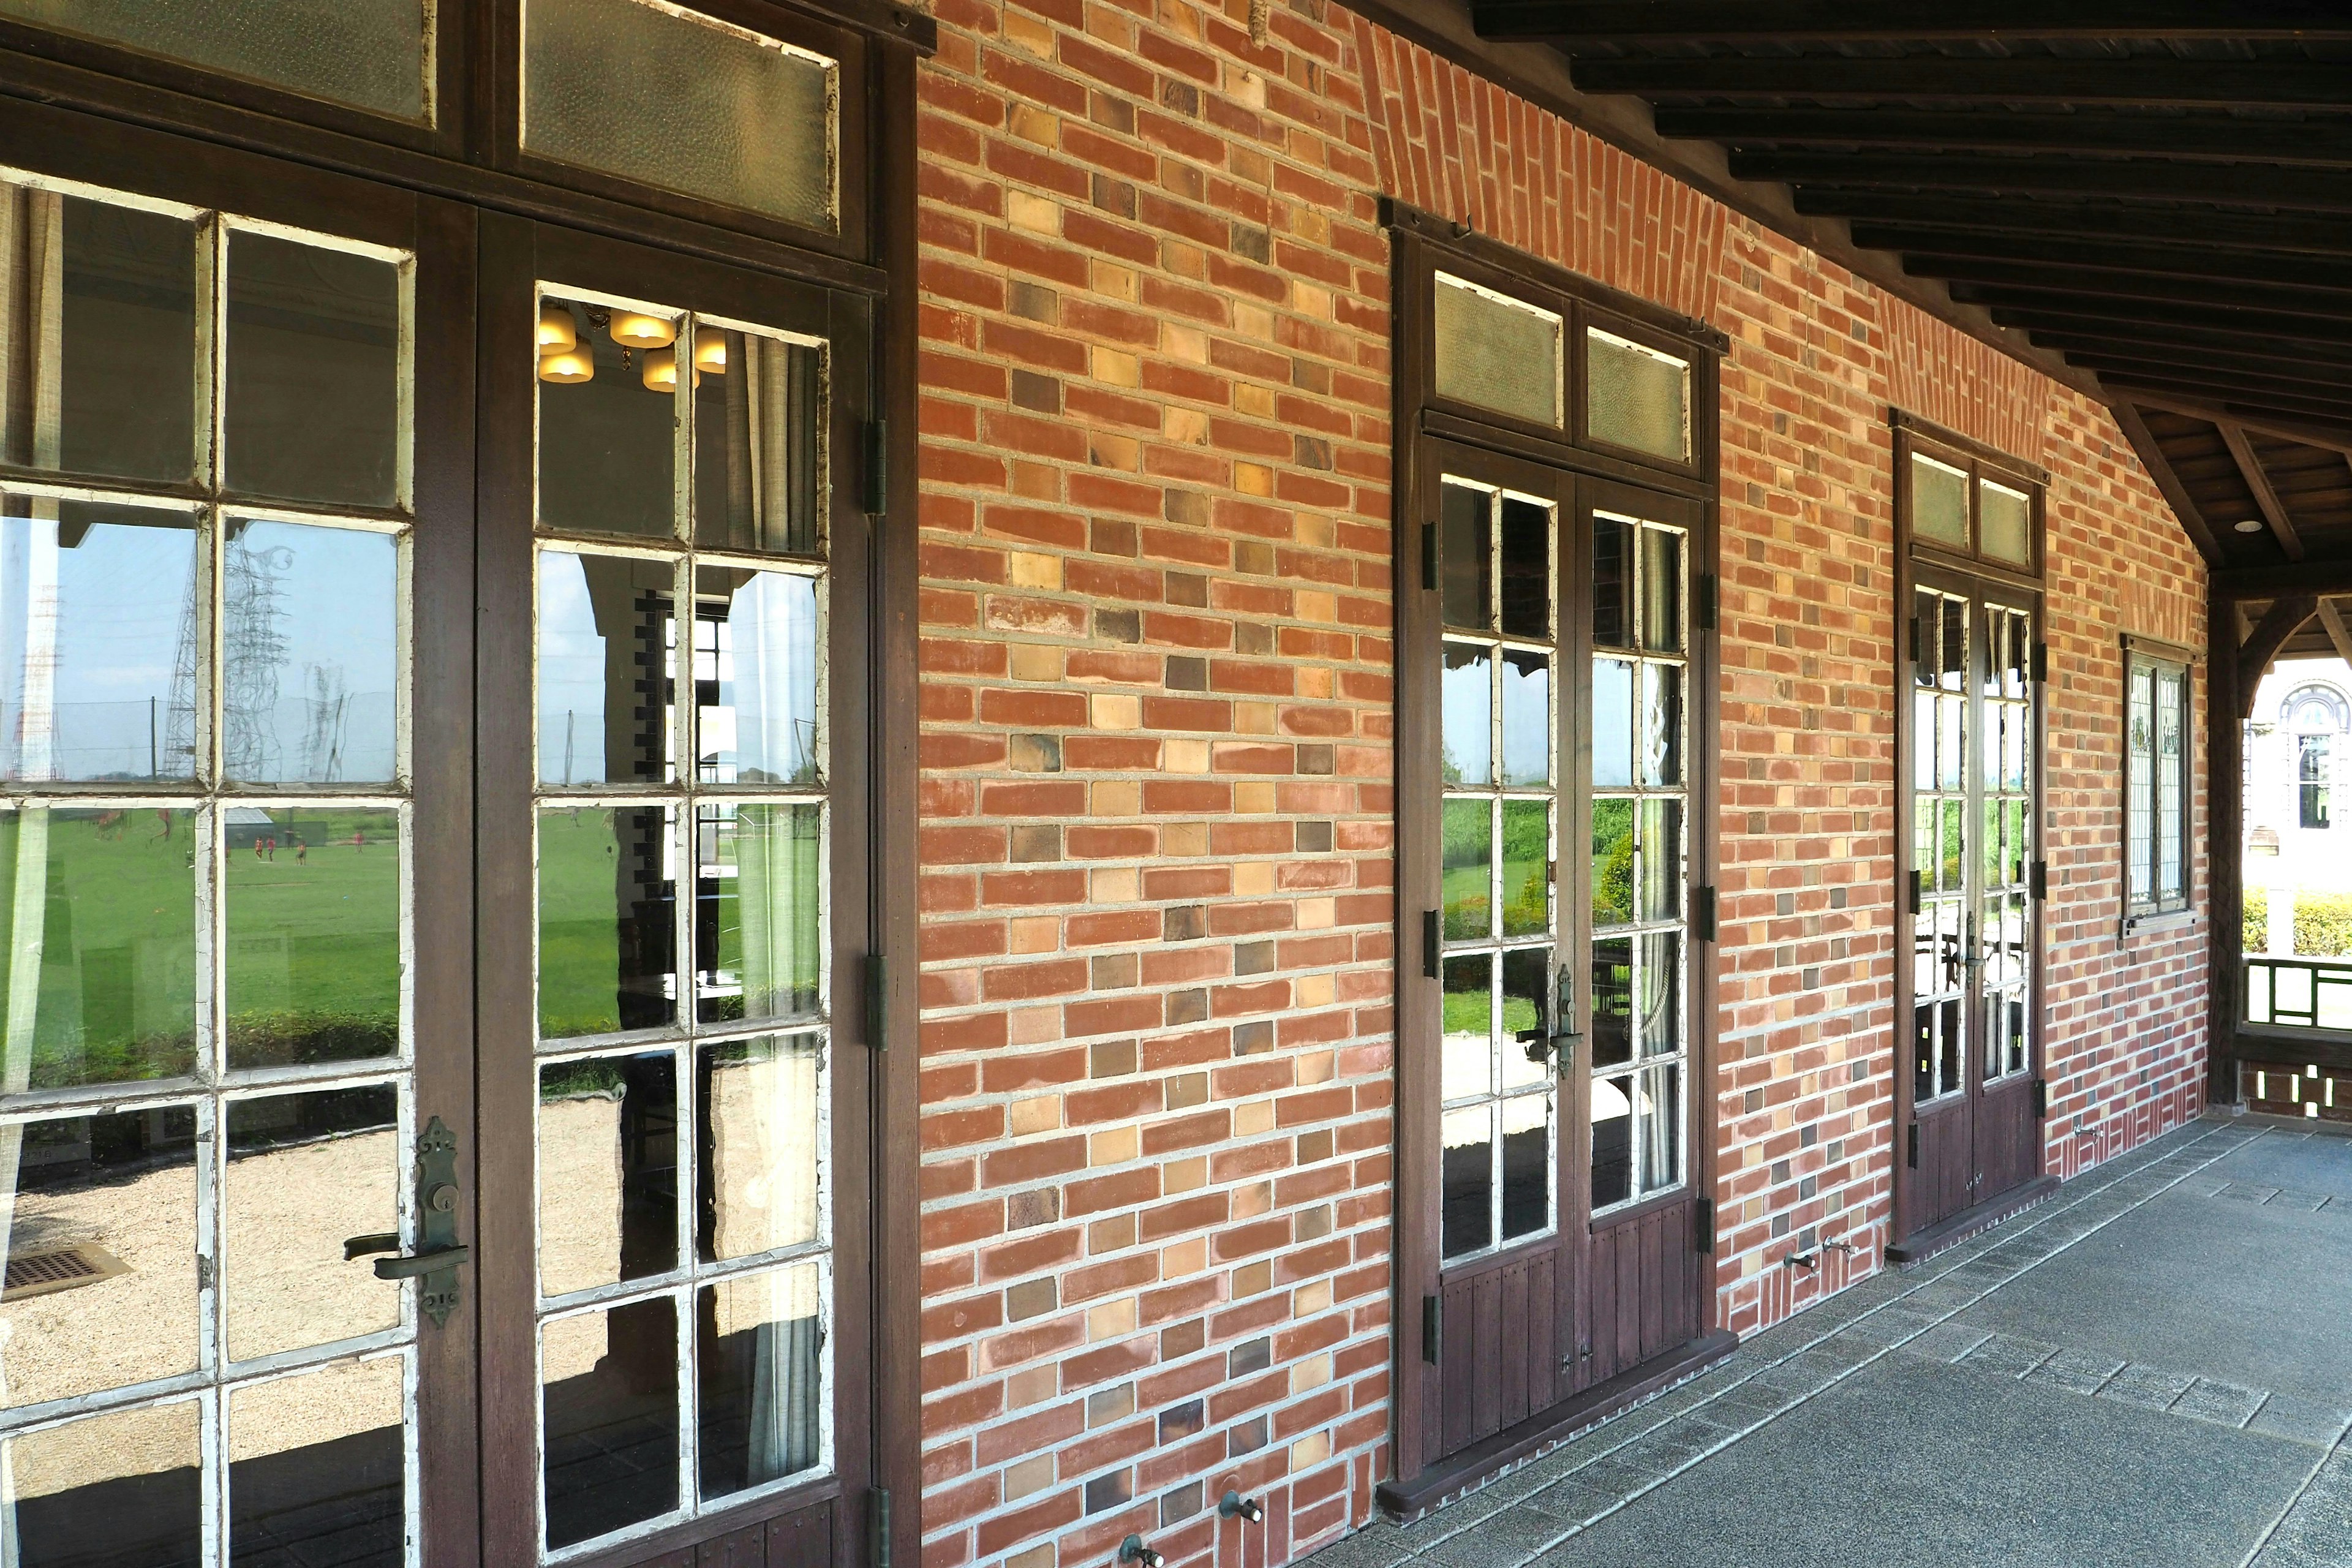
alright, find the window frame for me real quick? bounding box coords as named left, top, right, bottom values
left=2122, top=635, right=2196, bottom=930
left=1893, top=412, right=2048, bottom=582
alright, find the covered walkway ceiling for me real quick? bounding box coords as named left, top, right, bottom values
left=1468, top=4, right=2352, bottom=575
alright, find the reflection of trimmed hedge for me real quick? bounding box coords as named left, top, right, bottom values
left=2245, top=886, right=2268, bottom=954
left=2296, top=891, right=2352, bottom=959
left=225, top=1012, right=399, bottom=1068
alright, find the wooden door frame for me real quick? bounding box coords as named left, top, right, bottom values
left=1384, top=203, right=1727, bottom=1503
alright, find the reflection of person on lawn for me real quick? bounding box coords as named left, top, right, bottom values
left=149, top=808, right=175, bottom=842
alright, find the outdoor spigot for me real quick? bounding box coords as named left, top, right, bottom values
left=1220, top=1492, right=1264, bottom=1523
left=1821, top=1238, right=1857, bottom=1257
left=1120, top=1537, right=1163, bottom=1568
left=1782, top=1248, right=1818, bottom=1272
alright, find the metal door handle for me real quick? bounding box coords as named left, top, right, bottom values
left=371, top=1245, right=470, bottom=1280
left=344, top=1232, right=399, bottom=1261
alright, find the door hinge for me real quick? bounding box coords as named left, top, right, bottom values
left=2032, top=1078, right=2049, bottom=1119
left=1420, top=520, right=1438, bottom=591
left=1906, top=1123, right=1920, bottom=1170
left=1908, top=614, right=1920, bottom=666
left=2030, top=859, right=2048, bottom=900
left=1909, top=869, right=1922, bottom=916
left=865, top=417, right=890, bottom=515
left=1695, top=1197, right=1715, bottom=1254
left=2032, top=640, right=2048, bottom=684
left=870, top=1487, right=894, bottom=1568
left=1422, top=1293, right=1441, bottom=1365
left=1696, top=572, right=1718, bottom=633
left=865, top=953, right=888, bottom=1050
left=1694, top=886, right=1717, bottom=943
left=1422, top=909, right=1441, bottom=979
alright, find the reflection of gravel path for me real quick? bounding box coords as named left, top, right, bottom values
left=225, top=1131, right=401, bottom=1361
left=3, top=1161, right=200, bottom=1409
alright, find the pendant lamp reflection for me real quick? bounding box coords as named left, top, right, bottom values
left=537, top=304, right=578, bottom=355
left=643, top=347, right=699, bottom=392
left=539, top=345, right=594, bottom=383
left=610, top=311, right=676, bottom=350
left=693, top=327, right=728, bottom=374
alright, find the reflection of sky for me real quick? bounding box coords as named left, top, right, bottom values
left=1441, top=646, right=1489, bottom=786
left=1, top=513, right=192, bottom=780
left=1593, top=658, right=1632, bottom=788
left=538, top=553, right=608, bottom=785
left=709, top=573, right=818, bottom=786
left=1499, top=652, right=1548, bottom=786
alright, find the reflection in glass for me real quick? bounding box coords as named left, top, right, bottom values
left=1440, top=1105, right=1491, bottom=1259
left=1912, top=1003, right=1934, bottom=1106
left=1, top=1400, right=201, bottom=1564
left=1939, top=695, right=1963, bottom=791
left=1499, top=1095, right=1550, bottom=1241
left=222, top=521, right=399, bottom=786
left=1642, top=663, right=1681, bottom=788
left=696, top=331, right=821, bottom=554
left=1499, top=799, right=1549, bottom=939
left=1500, top=949, right=1550, bottom=1093
left=0, top=188, right=199, bottom=483
left=695, top=567, right=819, bottom=786
left=1637, top=932, right=1680, bottom=1058
left=0, top=807, right=197, bottom=1088
left=0, top=1106, right=198, bottom=1407
left=229, top=1355, right=405, bottom=1567
left=538, top=549, right=678, bottom=787
left=1938, top=996, right=1962, bottom=1099
left=1440, top=798, right=1491, bottom=940
left=699, top=1262, right=824, bottom=1499
left=698, top=1033, right=823, bottom=1261
left=226, top=805, right=401, bottom=1068
left=1590, top=1074, right=1630, bottom=1210
left=1498, top=650, right=1549, bottom=788
left=0, top=499, right=197, bottom=783
left=226, top=231, right=401, bottom=507
left=537, top=804, right=679, bottom=1038
left=1911, top=454, right=1967, bottom=548
left=1441, top=644, right=1491, bottom=787
left=1591, top=516, right=1629, bottom=649
left=1640, top=527, right=1682, bottom=654
left=539, top=1051, right=679, bottom=1295
left=1498, top=496, right=1549, bottom=639
left=1589, top=937, right=1632, bottom=1069
left=1593, top=658, right=1633, bottom=789
left=1591, top=799, right=1632, bottom=927
left=224, top=1085, right=400, bottom=1362
left=1440, top=955, right=1491, bottom=1101
left=1638, top=799, right=1681, bottom=924
left=538, top=295, right=680, bottom=540
left=1636, top=1065, right=1681, bottom=1196
left=1939, top=799, right=1964, bottom=894
left=696, top=804, right=823, bottom=1026
left=1439, top=482, right=1490, bottom=631
left=542, top=1295, right=681, bottom=1549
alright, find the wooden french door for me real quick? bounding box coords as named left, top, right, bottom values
left=1901, top=568, right=2043, bottom=1238
left=1405, top=440, right=1705, bottom=1474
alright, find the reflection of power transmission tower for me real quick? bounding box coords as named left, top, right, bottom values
left=165, top=575, right=198, bottom=780
left=301, top=664, right=348, bottom=783
left=222, top=537, right=293, bottom=780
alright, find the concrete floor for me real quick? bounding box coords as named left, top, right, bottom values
left=1313, top=1115, right=2352, bottom=1568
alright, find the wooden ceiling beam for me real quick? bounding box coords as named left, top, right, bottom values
left=1795, top=190, right=2352, bottom=259
left=1848, top=227, right=2352, bottom=295
left=1570, top=56, right=2352, bottom=111
left=2020, top=334, right=2352, bottom=385
left=1947, top=284, right=2352, bottom=345
left=1991, top=312, right=2352, bottom=368
left=2314, top=600, right=2352, bottom=668
left=1652, top=107, right=2352, bottom=167
left=1732, top=153, right=2352, bottom=213
left=1476, top=2, right=2352, bottom=42
left=2063, top=355, right=2352, bottom=406
left=2220, top=421, right=2308, bottom=562
left=2098, top=374, right=2352, bottom=431
left=2110, top=401, right=2223, bottom=567
left=2120, top=393, right=2352, bottom=462
left=1914, top=258, right=2352, bottom=321
left=2240, top=596, right=2318, bottom=711
left=2219, top=564, right=2352, bottom=599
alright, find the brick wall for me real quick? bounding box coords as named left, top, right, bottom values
left=911, top=2, right=2209, bottom=1566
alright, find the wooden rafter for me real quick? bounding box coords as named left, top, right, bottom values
left=2119, top=393, right=2352, bottom=462
left=2220, top=421, right=2307, bottom=562
left=1477, top=2, right=2352, bottom=42
left=1570, top=56, right=2352, bottom=111
left=1794, top=191, right=2352, bottom=261
left=1731, top=153, right=2352, bottom=213
left=1651, top=107, right=2352, bottom=168
left=2109, top=403, right=2220, bottom=567
left=2240, top=596, right=2318, bottom=716
left=2316, top=600, right=2352, bottom=669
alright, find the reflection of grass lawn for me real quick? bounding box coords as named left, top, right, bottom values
left=1441, top=862, right=1546, bottom=938
left=225, top=807, right=401, bottom=1066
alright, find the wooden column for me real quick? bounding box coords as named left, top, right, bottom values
left=2208, top=581, right=2241, bottom=1106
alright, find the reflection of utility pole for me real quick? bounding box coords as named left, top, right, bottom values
left=222, top=537, right=293, bottom=781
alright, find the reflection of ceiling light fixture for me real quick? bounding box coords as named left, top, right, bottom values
left=609, top=311, right=676, bottom=350
left=642, top=347, right=698, bottom=392
left=694, top=327, right=728, bottom=374
left=537, top=305, right=577, bottom=355
left=2237, top=518, right=2266, bottom=533
left=539, top=345, right=594, bottom=384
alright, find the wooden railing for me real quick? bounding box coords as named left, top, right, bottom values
left=2243, top=954, right=2352, bottom=1032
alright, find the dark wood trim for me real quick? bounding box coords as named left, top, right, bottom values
left=2237, top=597, right=2318, bottom=714
left=2110, top=402, right=2223, bottom=567
left=2218, top=421, right=2307, bottom=562
left=2119, top=640, right=2196, bottom=930
left=1651, top=104, right=2352, bottom=167
left=2209, top=584, right=2244, bottom=1104
left=1474, top=3, right=2352, bottom=43
left=2236, top=1028, right=2352, bottom=1074
left=1570, top=54, right=2352, bottom=111
left=2217, top=561, right=2352, bottom=600
left=1419, top=409, right=1716, bottom=504
left=1882, top=1175, right=2059, bottom=1267
left=1888, top=409, right=2051, bottom=492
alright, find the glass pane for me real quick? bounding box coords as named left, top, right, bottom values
left=1938, top=996, right=1962, bottom=1098
left=524, top=0, right=839, bottom=230
left=1637, top=930, right=1680, bottom=1058
left=225, top=805, right=401, bottom=1069
left=224, top=1085, right=401, bottom=1362
left=542, top=1295, right=681, bottom=1549
left=1500, top=948, right=1549, bottom=1091
left=1642, top=662, right=1681, bottom=788
left=1587, top=329, right=1689, bottom=461
left=1590, top=1072, right=1631, bottom=1210
left=1499, top=800, right=1549, bottom=939
left=1912, top=1004, right=1933, bottom=1105
left=1638, top=798, right=1681, bottom=924
left=1441, top=643, right=1491, bottom=788
left=1439, top=954, right=1491, bottom=1101
left=538, top=295, right=680, bottom=541
left=1980, top=479, right=2030, bottom=564
left=1499, top=1094, right=1550, bottom=1241
left=696, top=330, right=821, bottom=554
left=2158, top=671, right=2184, bottom=899
left=538, top=549, right=679, bottom=787
left=221, top=519, right=399, bottom=786
left=0, top=498, right=197, bottom=783
left=225, top=232, right=400, bottom=508
left=1636, top=1065, right=1682, bottom=1195
left=1913, top=590, right=1939, bottom=690
left=696, top=803, right=823, bottom=1027
left=1498, top=496, right=1550, bottom=640
left=1911, top=454, right=1967, bottom=548
left=698, top=1034, right=822, bottom=1261
left=0, top=805, right=197, bottom=1088
left=1499, top=650, right=1549, bottom=788
left=537, top=804, right=679, bottom=1039
left=1440, top=798, right=1491, bottom=940
left=1593, top=657, right=1633, bottom=789
left=699, top=1261, right=824, bottom=1499
left=1433, top=275, right=1561, bottom=428
left=1589, top=936, right=1632, bottom=1069
left=1940, top=597, right=1967, bottom=692
left=1439, top=483, right=1491, bottom=631
left=0, top=187, right=197, bottom=481
left=1, top=1106, right=198, bottom=1407
left=1640, top=526, right=1683, bottom=654
left=1939, top=695, right=1963, bottom=791
left=1592, top=515, right=1630, bottom=650
left=229, top=1355, right=405, bottom=1567
left=695, top=566, right=819, bottom=787
left=1912, top=908, right=1936, bottom=1000
left=1939, top=798, right=1964, bottom=894
left=538, top=1050, right=679, bottom=1295
left=1591, top=798, right=1632, bottom=928
left=1439, top=1104, right=1493, bottom=1259
left=0, top=1, right=430, bottom=119
left=1, top=1400, right=200, bottom=1562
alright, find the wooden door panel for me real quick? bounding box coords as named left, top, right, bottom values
left=1439, top=1248, right=1563, bottom=1450
left=1587, top=1197, right=1697, bottom=1384
left=1977, top=1078, right=2039, bottom=1198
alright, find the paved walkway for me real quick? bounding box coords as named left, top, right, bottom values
left=1313, top=1114, right=2352, bottom=1568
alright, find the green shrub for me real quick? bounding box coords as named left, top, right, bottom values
left=2244, top=886, right=2267, bottom=954
left=2296, top=891, right=2352, bottom=958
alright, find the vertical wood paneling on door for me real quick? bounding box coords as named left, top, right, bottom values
left=1472, top=1268, right=1504, bottom=1441
left=1442, top=1274, right=1476, bottom=1452
left=1499, top=1261, right=1531, bottom=1429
